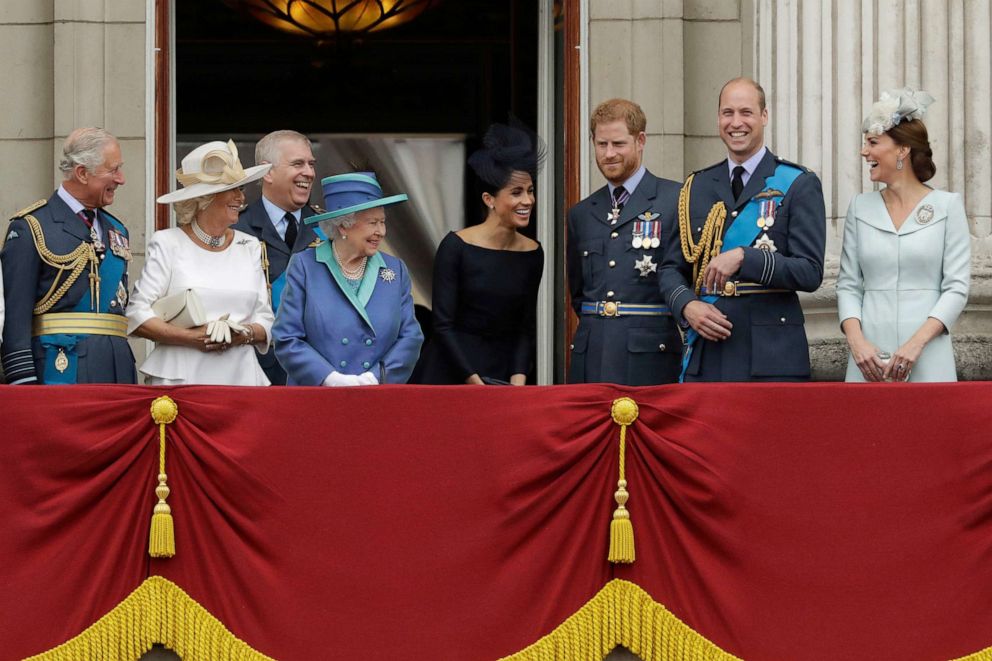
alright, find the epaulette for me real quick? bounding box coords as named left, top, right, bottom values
left=692, top=161, right=725, bottom=175
left=12, top=199, right=46, bottom=219
left=774, top=156, right=811, bottom=173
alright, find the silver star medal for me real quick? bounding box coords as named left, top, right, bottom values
left=754, top=234, right=777, bottom=252
left=608, top=207, right=620, bottom=225
left=379, top=267, right=396, bottom=283
left=634, top=253, right=657, bottom=277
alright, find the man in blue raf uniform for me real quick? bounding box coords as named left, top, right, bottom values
left=234, top=130, right=321, bottom=384
left=0, top=127, right=136, bottom=384
left=659, top=78, right=826, bottom=381
left=566, top=98, right=683, bottom=385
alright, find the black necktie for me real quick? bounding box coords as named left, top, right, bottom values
left=731, top=165, right=745, bottom=200
left=284, top=212, right=298, bottom=248
left=612, top=185, right=630, bottom=211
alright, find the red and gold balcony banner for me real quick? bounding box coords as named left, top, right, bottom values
left=1, top=383, right=991, bottom=661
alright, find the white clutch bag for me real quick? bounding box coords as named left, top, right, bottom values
left=151, top=289, right=207, bottom=328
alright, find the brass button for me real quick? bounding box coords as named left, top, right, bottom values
left=606, top=291, right=615, bottom=297
left=610, top=232, right=619, bottom=239
left=608, top=260, right=616, bottom=267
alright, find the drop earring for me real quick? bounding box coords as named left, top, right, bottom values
left=896, top=157, right=904, bottom=171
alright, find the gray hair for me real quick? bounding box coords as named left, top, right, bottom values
left=255, top=130, right=312, bottom=165
left=173, top=194, right=216, bottom=225
left=59, top=127, right=117, bottom=179
left=318, top=212, right=357, bottom=240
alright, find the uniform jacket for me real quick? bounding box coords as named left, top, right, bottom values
left=566, top=170, right=683, bottom=385
left=658, top=150, right=826, bottom=381
left=0, top=192, right=136, bottom=384
left=272, top=243, right=424, bottom=386
left=233, top=198, right=319, bottom=384
left=837, top=189, right=970, bottom=382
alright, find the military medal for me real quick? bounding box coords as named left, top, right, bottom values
left=632, top=221, right=644, bottom=249
left=765, top=200, right=776, bottom=228
left=609, top=207, right=620, bottom=225
left=757, top=201, right=767, bottom=229
left=54, top=348, right=69, bottom=373
left=379, top=267, right=396, bottom=283
left=916, top=204, right=934, bottom=225
left=634, top=253, right=657, bottom=277
left=108, top=229, right=132, bottom=260
left=638, top=212, right=662, bottom=248
left=754, top=234, right=777, bottom=252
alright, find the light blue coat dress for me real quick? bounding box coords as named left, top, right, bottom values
left=837, top=189, right=970, bottom=382
left=272, top=242, right=424, bottom=385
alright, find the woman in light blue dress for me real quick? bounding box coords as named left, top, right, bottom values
left=837, top=88, right=970, bottom=382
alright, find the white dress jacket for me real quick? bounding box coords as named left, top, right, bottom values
left=127, top=228, right=274, bottom=385
left=837, top=189, right=971, bottom=382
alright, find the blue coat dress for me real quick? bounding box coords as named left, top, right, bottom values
left=272, top=242, right=424, bottom=385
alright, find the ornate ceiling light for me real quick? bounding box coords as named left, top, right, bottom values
left=224, top=0, right=439, bottom=38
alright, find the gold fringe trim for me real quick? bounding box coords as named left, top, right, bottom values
left=499, top=579, right=741, bottom=661
left=25, top=576, right=274, bottom=661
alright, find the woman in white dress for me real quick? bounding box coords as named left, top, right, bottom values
left=127, top=140, right=275, bottom=385
left=837, top=88, right=971, bottom=382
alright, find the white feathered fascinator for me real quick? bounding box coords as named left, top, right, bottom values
left=862, top=87, right=935, bottom=135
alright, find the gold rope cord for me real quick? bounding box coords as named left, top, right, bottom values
left=677, top=175, right=727, bottom=294
left=609, top=398, right=639, bottom=564
left=23, top=214, right=100, bottom=314
left=149, top=396, right=178, bottom=558
left=24, top=576, right=275, bottom=661
left=499, top=579, right=742, bottom=661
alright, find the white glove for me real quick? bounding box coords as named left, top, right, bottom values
left=206, top=314, right=232, bottom=344
left=322, top=371, right=363, bottom=387
left=356, top=371, right=379, bottom=386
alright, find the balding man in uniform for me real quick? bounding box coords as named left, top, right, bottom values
left=659, top=78, right=826, bottom=381
left=1, top=127, right=136, bottom=384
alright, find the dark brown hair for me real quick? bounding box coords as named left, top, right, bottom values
left=886, top=118, right=936, bottom=182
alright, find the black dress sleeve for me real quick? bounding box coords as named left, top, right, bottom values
left=510, top=245, right=543, bottom=377
left=431, top=233, right=476, bottom=381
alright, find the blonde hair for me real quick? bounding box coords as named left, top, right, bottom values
left=173, top=194, right=216, bottom=225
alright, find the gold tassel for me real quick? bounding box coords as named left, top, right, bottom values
left=149, top=396, right=179, bottom=558
left=609, top=397, right=639, bottom=564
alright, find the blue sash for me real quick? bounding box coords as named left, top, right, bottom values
left=679, top=163, right=804, bottom=382
left=41, top=214, right=128, bottom=384
left=271, top=271, right=288, bottom=312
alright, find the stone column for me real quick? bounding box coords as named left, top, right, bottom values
left=753, top=0, right=992, bottom=379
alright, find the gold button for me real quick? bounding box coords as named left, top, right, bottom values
left=608, top=260, right=616, bottom=267
left=659, top=343, right=666, bottom=351
left=611, top=232, right=619, bottom=239
left=607, top=291, right=615, bottom=297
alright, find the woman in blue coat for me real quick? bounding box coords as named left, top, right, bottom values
left=272, top=172, right=423, bottom=386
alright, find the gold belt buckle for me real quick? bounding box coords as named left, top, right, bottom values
left=723, top=281, right=739, bottom=296
left=601, top=301, right=619, bottom=317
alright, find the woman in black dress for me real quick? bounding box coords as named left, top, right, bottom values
left=413, top=124, right=544, bottom=385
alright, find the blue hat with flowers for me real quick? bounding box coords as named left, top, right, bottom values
left=304, top=171, right=409, bottom=225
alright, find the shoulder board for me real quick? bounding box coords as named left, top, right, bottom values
left=692, top=161, right=725, bottom=175
left=12, top=199, right=47, bottom=219
left=774, top=157, right=810, bottom=173
left=308, top=238, right=323, bottom=248
left=309, top=203, right=325, bottom=214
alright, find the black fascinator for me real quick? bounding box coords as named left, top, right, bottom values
left=467, top=121, right=546, bottom=191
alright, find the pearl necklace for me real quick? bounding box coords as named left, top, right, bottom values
left=333, top=241, right=367, bottom=280
left=192, top=220, right=226, bottom=248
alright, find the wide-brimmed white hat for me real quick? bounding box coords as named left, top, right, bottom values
left=156, top=140, right=271, bottom=204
